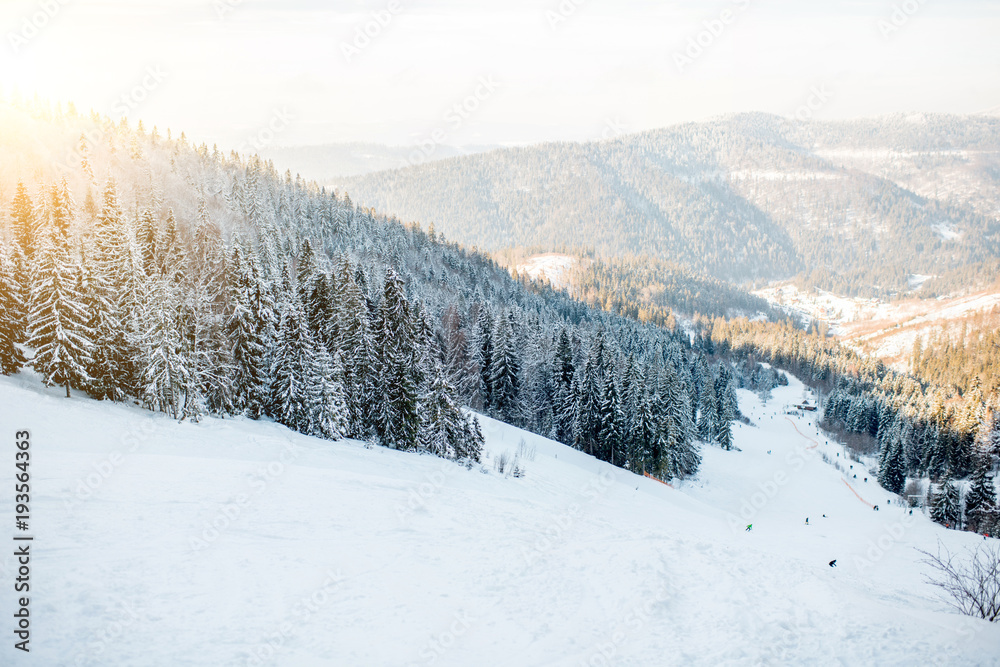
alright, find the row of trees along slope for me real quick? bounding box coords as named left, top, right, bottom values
left=0, top=97, right=762, bottom=481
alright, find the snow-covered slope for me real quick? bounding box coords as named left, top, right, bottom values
left=1, top=372, right=998, bottom=666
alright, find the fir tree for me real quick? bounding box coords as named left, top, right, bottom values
left=227, top=250, right=271, bottom=418
left=27, top=227, right=93, bottom=397
left=489, top=311, right=521, bottom=423
left=929, top=475, right=963, bottom=529
left=419, top=364, right=468, bottom=459
left=598, top=374, right=625, bottom=465
left=310, top=347, right=351, bottom=440
left=878, top=435, right=907, bottom=494
left=964, top=458, right=998, bottom=534
left=0, top=245, right=27, bottom=375
left=139, top=279, right=188, bottom=419
left=267, top=301, right=316, bottom=432
left=10, top=181, right=36, bottom=259
left=373, top=269, right=419, bottom=450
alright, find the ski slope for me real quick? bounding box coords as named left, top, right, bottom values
left=1, top=371, right=998, bottom=666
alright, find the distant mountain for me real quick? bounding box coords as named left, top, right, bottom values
left=261, top=142, right=500, bottom=180
left=335, top=113, right=1000, bottom=297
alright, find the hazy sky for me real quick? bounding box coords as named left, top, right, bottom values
left=2, top=0, right=998, bottom=150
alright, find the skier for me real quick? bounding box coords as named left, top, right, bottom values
left=746, top=523, right=753, bottom=532
left=805, top=517, right=809, bottom=525
left=873, top=505, right=879, bottom=511
left=829, top=560, right=837, bottom=567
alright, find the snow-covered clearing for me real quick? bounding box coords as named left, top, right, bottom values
left=516, top=254, right=577, bottom=290
left=1, top=372, right=998, bottom=666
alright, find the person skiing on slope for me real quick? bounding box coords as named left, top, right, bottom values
left=805, top=518, right=809, bottom=525
left=829, top=560, right=837, bottom=567
left=746, top=523, right=753, bottom=532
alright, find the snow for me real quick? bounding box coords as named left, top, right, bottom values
left=931, top=222, right=963, bottom=241
left=1, top=372, right=998, bottom=665
left=908, top=274, right=935, bottom=291
left=728, top=170, right=842, bottom=181
left=516, top=254, right=577, bottom=290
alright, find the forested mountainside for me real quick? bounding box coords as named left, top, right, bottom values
left=0, top=97, right=762, bottom=481
left=337, top=113, right=1000, bottom=297
left=703, top=316, right=999, bottom=535
left=909, top=307, right=1000, bottom=398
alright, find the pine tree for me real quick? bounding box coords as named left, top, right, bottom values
left=10, top=181, right=36, bottom=259
left=227, top=250, right=271, bottom=418
left=877, top=436, right=906, bottom=494
left=929, top=475, right=963, bottom=529
left=139, top=279, right=188, bottom=419
left=964, top=458, right=998, bottom=534
left=87, top=180, right=138, bottom=401
left=419, top=364, right=468, bottom=459
left=310, top=347, right=350, bottom=440
left=333, top=260, right=373, bottom=436
left=27, top=227, right=93, bottom=397
left=373, top=269, right=419, bottom=450
left=0, top=244, right=27, bottom=375
left=489, top=311, right=522, bottom=424
left=598, top=374, right=625, bottom=465
left=267, top=301, right=315, bottom=432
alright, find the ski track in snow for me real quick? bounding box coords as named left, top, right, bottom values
left=0, top=372, right=998, bottom=666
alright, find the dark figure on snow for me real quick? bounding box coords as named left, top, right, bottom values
left=873, top=505, right=879, bottom=511
left=829, top=560, right=837, bottom=567
left=746, top=524, right=752, bottom=532
left=864, top=477, right=868, bottom=482
left=805, top=518, right=809, bottom=525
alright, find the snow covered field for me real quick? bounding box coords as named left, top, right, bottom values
left=1, top=372, right=998, bottom=666
left=516, top=254, right=578, bottom=291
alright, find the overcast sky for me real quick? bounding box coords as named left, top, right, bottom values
left=2, top=0, right=998, bottom=150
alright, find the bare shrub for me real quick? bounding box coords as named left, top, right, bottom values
left=494, top=450, right=511, bottom=475
left=517, top=438, right=536, bottom=462
left=918, top=542, right=1000, bottom=622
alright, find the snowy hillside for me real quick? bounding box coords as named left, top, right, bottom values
left=1, top=371, right=998, bottom=666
